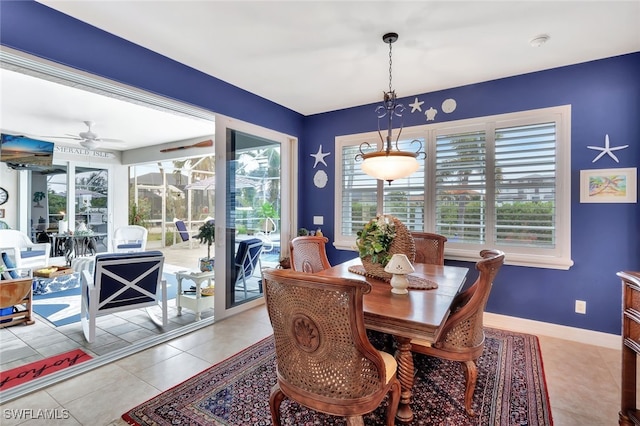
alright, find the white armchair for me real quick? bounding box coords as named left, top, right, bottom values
left=112, top=225, right=148, bottom=253
left=0, top=229, right=50, bottom=269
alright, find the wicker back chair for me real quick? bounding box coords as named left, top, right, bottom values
left=411, top=249, right=505, bottom=416
left=263, top=268, right=400, bottom=425
left=289, top=236, right=331, bottom=273
left=411, top=232, right=447, bottom=265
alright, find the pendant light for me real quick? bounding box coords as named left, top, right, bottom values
left=356, top=32, right=425, bottom=185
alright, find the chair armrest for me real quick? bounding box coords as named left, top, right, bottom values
left=81, top=269, right=96, bottom=291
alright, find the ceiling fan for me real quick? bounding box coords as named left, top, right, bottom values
left=44, top=120, right=125, bottom=149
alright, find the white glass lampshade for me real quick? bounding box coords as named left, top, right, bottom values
left=384, top=253, right=415, bottom=295
left=361, top=153, right=419, bottom=182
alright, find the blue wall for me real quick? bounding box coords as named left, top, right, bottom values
left=3, top=1, right=639, bottom=335
left=301, top=53, right=640, bottom=335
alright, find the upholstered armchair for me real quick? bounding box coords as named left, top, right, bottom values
left=263, top=268, right=400, bottom=425
left=411, top=232, right=447, bottom=265
left=0, top=229, right=50, bottom=269
left=410, top=249, right=505, bottom=416
left=289, top=235, right=331, bottom=273
left=80, top=250, right=167, bottom=342
left=112, top=225, right=148, bottom=253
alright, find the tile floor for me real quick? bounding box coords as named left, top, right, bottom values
left=1, top=307, right=622, bottom=425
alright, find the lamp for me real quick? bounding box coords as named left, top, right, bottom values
left=384, top=253, right=415, bottom=295
left=356, top=32, right=425, bottom=185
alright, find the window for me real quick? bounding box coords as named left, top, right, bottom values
left=335, top=105, right=572, bottom=269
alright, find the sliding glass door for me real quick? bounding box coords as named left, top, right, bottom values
left=214, top=117, right=295, bottom=316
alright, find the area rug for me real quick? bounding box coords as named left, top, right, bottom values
left=32, top=273, right=180, bottom=327
left=0, top=349, right=92, bottom=391
left=122, top=328, right=553, bottom=425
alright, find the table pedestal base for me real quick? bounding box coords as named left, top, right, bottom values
left=394, top=336, right=415, bottom=424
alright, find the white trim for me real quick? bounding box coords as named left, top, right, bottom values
left=484, top=312, right=620, bottom=350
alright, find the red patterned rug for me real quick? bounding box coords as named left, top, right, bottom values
left=123, top=328, right=553, bottom=425
left=0, top=349, right=92, bottom=391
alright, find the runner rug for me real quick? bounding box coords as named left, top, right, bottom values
left=122, top=328, right=553, bottom=425
left=0, top=349, right=92, bottom=391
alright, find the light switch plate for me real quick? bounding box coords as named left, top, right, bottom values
left=313, top=216, right=324, bottom=225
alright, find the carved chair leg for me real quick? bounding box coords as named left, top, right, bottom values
left=269, top=384, right=285, bottom=426
left=386, top=378, right=401, bottom=426
left=462, top=359, right=478, bottom=416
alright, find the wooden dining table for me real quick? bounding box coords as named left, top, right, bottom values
left=317, top=257, right=470, bottom=424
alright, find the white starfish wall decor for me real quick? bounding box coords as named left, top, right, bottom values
left=587, top=134, right=629, bottom=163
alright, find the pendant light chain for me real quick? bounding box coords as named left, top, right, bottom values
left=388, top=40, right=393, bottom=95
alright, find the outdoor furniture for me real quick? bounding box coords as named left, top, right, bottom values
left=263, top=268, right=401, bottom=426
left=175, top=270, right=215, bottom=321
left=112, top=225, right=148, bottom=253
left=172, top=218, right=199, bottom=249
left=0, top=229, right=51, bottom=269
left=80, top=250, right=167, bottom=343
left=411, top=232, right=447, bottom=265
left=410, top=249, right=505, bottom=416
left=232, top=238, right=263, bottom=298
left=0, top=277, right=34, bottom=328
left=290, top=235, right=331, bottom=273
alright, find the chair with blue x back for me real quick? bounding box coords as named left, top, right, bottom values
left=80, top=250, right=167, bottom=342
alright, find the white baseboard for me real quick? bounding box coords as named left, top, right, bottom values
left=484, top=312, right=621, bottom=350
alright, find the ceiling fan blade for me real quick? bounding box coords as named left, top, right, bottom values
left=38, top=135, right=81, bottom=140
left=99, top=138, right=125, bottom=143
left=160, top=139, right=213, bottom=153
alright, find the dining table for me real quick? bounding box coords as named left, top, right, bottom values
left=317, top=257, right=469, bottom=424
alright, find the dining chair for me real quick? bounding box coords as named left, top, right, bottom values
left=289, top=235, right=331, bottom=273
left=410, top=249, right=505, bottom=416
left=411, top=232, right=447, bottom=265
left=262, top=268, right=400, bottom=426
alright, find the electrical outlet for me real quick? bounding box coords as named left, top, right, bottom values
left=575, top=300, right=586, bottom=314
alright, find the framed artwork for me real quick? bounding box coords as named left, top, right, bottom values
left=580, top=167, right=637, bottom=203
left=0, top=208, right=4, bottom=218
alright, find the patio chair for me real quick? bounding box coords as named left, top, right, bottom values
left=410, top=249, right=505, bottom=416
left=411, top=232, right=447, bottom=265
left=112, top=225, right=148, bottom=253
left=80, top=250, right=167, bottom=343
left=172, top=218, right=199, bottom=249
left=263, top=268, right=400, bottom=425
left=0, top=229, right=51, bottom=269
left=232, top=238, right=263, bottom=298
left=290, top=235, right=331, bottom=273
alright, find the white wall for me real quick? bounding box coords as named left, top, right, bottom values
left=0, top=162, right=20, bottom=229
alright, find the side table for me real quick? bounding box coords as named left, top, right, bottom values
left=175, top=270, right=215, bottom=321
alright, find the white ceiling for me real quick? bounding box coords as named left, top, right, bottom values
left=2, top=1, right=639, bottom=151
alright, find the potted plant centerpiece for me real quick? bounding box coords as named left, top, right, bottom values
left=196, top=220, right=215, bottom=272
left=356, top=214, right=416, bottom=281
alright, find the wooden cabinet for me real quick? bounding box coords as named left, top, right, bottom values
left=619, top=270, right=640, bottom=426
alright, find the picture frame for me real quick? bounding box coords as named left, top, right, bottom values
left=580, top=167, right=637, bottom=203
left=0, top=208, right=4, bottom=218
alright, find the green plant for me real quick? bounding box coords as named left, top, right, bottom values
left=298, top=228, right=309, bottom=236
left=196, top=220, right=216, bottom=259
left=33, top=191, right=46, bottom=207
left=129, top=203, right=148, bottom=227
left=356, top=215, right=397, bottom=266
